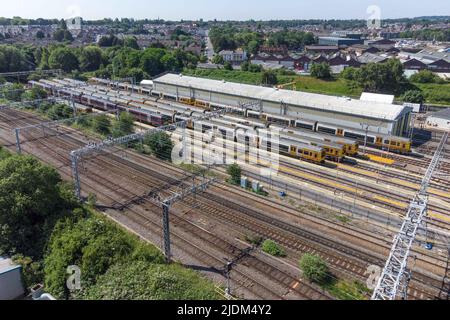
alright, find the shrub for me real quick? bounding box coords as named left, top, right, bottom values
left=262, top=240, right=286, bottom=257
left=299, top=253, right=329, bottom=284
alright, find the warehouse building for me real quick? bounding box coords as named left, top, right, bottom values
left=426, top=108, right=450, bottom=131
left=318, top=37, right=364, bottom=46
left=152, top=74, right=413, bottom=136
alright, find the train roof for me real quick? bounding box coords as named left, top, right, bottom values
left=281, top=131, right=343, bottom=149
left=270, top=125, right=357, bottom=145
left=317, top=122, right=411, bottom=142
left=153, top=74, right=409, bottom=122
left=263, top=136, right=324, bottom=153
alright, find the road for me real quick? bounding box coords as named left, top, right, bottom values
left=204, top=29, right=215, bottom=61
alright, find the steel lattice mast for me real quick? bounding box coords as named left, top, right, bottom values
left=372, top=132, right=449, bottom=300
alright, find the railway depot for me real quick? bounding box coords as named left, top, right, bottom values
left=151, top=73, right=413, bottom=137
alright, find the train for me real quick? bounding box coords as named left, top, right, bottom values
left=195, top=119, right=327, bottom=164
left=89, top=77, right=411, bottom=154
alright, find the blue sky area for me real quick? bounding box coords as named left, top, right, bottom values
left=2, top=0, right=449, bottom=20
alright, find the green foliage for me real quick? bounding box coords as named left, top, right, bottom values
left=98, top=34, right=123, bottom=47
left=44, top=215, right=165, bottom=299
left=310, top=63, right=332, bottom=80
left=341, top=59, right=406, bottom=93
left=261, top=240, right=286, bottom=257
left=223, top=61, right=233, bottom=71
left=324, top=279, right=370, bottom=300
left=47, top=103, right=73, bottom=120
left=266, top=30, right=316, bottom=49
left=227, top=164, right=241, bottom=185
left=12, top=254, right=44, bottom=288
left=92, top=114, right=112, bottom=135
left=0, top=155, right=76, bottom=258
left=410, top=70, right=444, bottom=84
left=21, top=86, right=48, bottom=101
left=241, top=62, right=262, bottom=73
left=123, top=36, right=140, bottom=50
left=299, top=253, right=329, bottom=285
left=48, top=47, right=79, bottom=72
left=1, top=83, right=24, bottom=101
left=402, top=90, right=425, bottom=104
left=144, top=131, right=174, bottom=161
left=0, top=45, right=32, bottom=72
left=415, top=82, right=450, bottom=105
left=261, top=70, right=278, bottom=85
left=79, top=46, right=104, bottom=72
left=112, top=112, right=135, bottom=137
left=78, top=261, right=220, bottom=300
left=212, top=54, right=224, bottom=65
left=36, top=30, right=45, bottom=39
left=399, top=28, right=450, bottom=42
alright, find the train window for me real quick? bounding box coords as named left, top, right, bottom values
left=295, top=122, right=314, bottom=130
left=337, top=129, right=344, bottom=135
left=318, top=126, right=337, bottom=135
left=384, top=140, right=390, bottom=144
left=280, top=145, right=289, bottom=153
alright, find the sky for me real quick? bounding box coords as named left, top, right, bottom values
left=1, top=0, right=449, bottom=21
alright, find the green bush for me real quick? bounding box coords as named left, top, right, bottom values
left=144, top=131, right=174, bottom=161
left=78, top=261, right=220, bottom=300
left=227, top=164, right=241, bottom=185
left=299, top=253, right=329, bottom=284
left=262, top=240, right=286, bottom=257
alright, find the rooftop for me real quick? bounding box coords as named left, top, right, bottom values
left=153, top=74, right=408, bottom=121
left=430, top=108, right=450, bottom=121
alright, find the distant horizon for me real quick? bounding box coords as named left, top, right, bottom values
left=1, top=0, right=449, bottom=21
left=2, top=15, right=450, bottom=22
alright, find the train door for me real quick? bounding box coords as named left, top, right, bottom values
left=290, top=146, right=297, bottom=157
left=337, top=129, right=344, bottom=136
left=376, top=137, right=383, bottom=147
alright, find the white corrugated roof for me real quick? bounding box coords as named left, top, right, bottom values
left=361, top=92, right=395, bottom=104
left=153, top=74, right=407, bottom=121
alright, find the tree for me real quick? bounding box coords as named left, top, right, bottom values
left=223, top=61, right=233, bottom=71
left=48, top=47, right=79, bottom=72
left=410, top=70, right=443, bottom=84
left=402, top=90, right=425, bottom=104
left=227, top=164, right=241, bottom=185
left=92, top=114, right=112, bottom=135
left=311, top=63, right=332, bottom=80
left=79, top=46, right=104, bottom=72
left=112, top=112, right=135, bottom=137
left=36, top=30, right=45, bottom=39
left=140, top=48, right=166, bottom=76
left=261, top=70, right=278, bottom=86
left=299, top=254, right=329, bottom=284
left=144, top=131, right=174, bottom=161
left=44, top=215, right=163, bottom=299
left=123, top=37, right=140, bottom=50
left=21, top=86, right=47, bottom=101
left=352, top=59, right=406, bottom=93
left=212, top=54, right=224, bottom=65
left=0, top=156, right=76, bottom=258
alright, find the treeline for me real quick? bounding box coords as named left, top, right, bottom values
left=209, top=26, right=316, bottom=54
left=399, top=28, right=450, bottom=41
left=0, top=42, right=199, bottom=82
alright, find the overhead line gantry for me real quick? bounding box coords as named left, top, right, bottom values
left=372, top=132, right=449, bottom=300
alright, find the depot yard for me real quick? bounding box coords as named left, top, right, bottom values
left=0, top=76, right=449, bottom=300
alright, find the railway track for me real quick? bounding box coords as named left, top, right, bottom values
left=0, top=107, right=448, bottom=300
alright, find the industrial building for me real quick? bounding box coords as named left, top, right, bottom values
left=426, top=108, right=450, bottom=131
left=318, top=37, right=364, bottom=46
left=151, top=74, right=413, bottom=136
